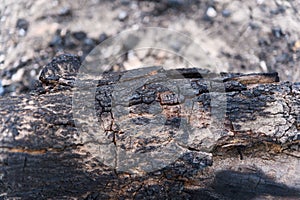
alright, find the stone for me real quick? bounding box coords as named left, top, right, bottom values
left=16, top=18, right=29, bottom=31
left=16, top=18, right=29, bottom=36
left=11, top=68, right=25, bottom=82
left=58, top=7, right=72, bottom=16
left=271, top=27, right=284, bottom=38
left=166, top=0, right=185, bottom=7
left=72, top=31, right=87, bottom=41
left=99, top=33, right=108, bottom=43
left=0, top=80, right=4, bottom=96
left=206, top=7, right=217, bottom=18
left=292, top=40, right=300, bottom=52
left=118, top=11, right=128, bottom=21
left=222, top=9, right=231, bottom=18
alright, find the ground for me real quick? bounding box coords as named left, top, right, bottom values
left=1, top=0, right=300, bottom=96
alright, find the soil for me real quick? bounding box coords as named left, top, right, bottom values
left=1, top=0, right=300, bottom=96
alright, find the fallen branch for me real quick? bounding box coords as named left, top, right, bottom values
left=0, top=54, right=299, bottom=199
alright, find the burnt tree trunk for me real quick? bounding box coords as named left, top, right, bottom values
left=0, top=55, right=300, bottom=199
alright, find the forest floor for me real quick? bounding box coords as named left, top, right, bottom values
left=1, top=0, right=300, bottom=96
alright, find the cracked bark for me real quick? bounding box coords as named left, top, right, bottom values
left=0, top=54, right=300, bottom=199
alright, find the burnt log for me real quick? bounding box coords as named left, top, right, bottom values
left=0, top=54, right=299, bottom=199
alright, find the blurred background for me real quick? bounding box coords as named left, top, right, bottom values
left=1, top=0, right=300, bottom=96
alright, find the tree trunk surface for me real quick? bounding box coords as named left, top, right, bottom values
left=0, top=55, right=300, bottom=199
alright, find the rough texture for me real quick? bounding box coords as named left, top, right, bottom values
left=0, top=54, right=300, bottom=199
left=2, top=0, right=300, bottom=96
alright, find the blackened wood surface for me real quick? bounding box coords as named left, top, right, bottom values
left=0, top=55, right=299, bottom=199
